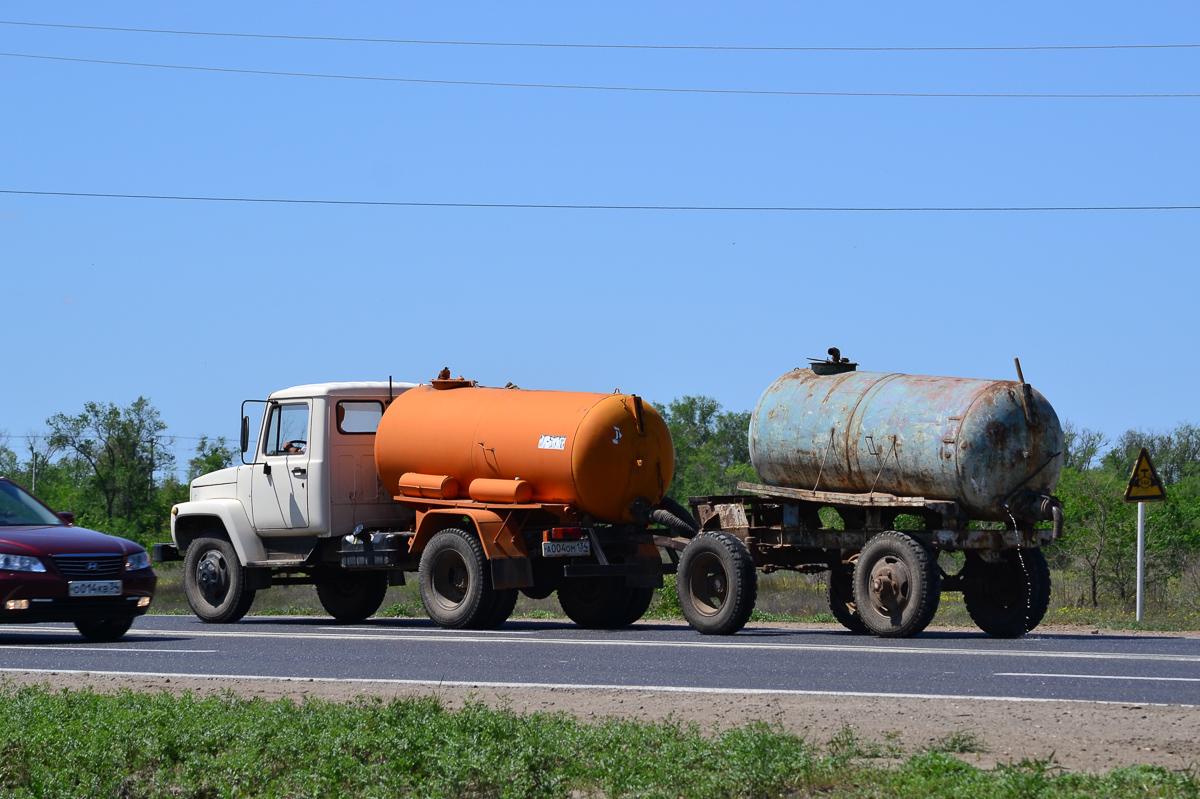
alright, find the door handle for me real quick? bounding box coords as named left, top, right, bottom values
left=292, top=467, right=307, bottom=477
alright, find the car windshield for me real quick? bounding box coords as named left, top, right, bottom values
left=0, top=481, right=64, bottom=527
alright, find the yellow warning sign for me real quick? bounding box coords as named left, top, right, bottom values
left=1124, top=447, right=1167, bottom=502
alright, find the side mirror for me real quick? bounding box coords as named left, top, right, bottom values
left=240, top=416, right=250, bottom=453
left=57, top=511, right=75, bottom=526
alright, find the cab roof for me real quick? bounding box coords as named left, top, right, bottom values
left=268, top=381, right=419, bottom=400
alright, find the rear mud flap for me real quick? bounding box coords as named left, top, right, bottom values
left=491, top=557, right=534, bottom=590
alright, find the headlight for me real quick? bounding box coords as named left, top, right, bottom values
left=125, top=551, right=151, bottom=571
left=0, top=554, right=46, bottom=573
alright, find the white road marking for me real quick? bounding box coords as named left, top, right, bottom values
left=0, top=647, right=216, bottom=653
left=997, top=672, right=1200, bottom=683
left=0, top=625, right=1195, bottom=663
left=0, top=667, right=1189, bottom=707
left=318, top=626, right=535, bottom=635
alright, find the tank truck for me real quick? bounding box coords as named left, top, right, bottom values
left=156, top=372, right=698, bottom=629
left=675, top=350, right=1065, bottom=639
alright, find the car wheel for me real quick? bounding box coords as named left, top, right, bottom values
left=75, top=617, right=134, bottom=642
left=183, top=536, right=256, bottom=623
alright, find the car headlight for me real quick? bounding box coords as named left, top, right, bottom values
left=0, top=554, right=46, bottom=573
left=125, top=551, right=151, bottom=571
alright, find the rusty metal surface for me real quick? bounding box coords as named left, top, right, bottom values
left=749, top=367, right=1063, bottom=521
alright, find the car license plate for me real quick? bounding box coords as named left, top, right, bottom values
left=68, top=580, right=122, bottom=597
left=542, top=540, right=590, bottom=558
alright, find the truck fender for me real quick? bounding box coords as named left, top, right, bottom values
left=171, top=499, right=266, bottom=565
left=410, top=508, right=533, bottom=590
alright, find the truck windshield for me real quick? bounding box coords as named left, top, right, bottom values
left=0, top=480, right=64, bottom=527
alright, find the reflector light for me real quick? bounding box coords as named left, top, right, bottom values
left=5, top=600, right=29, bottom=611
left=550, top=527, right=583, bottom=540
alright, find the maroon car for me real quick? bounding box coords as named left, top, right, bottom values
left=0, top=477, right=156, bottom=640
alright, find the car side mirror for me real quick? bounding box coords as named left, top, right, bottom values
left=57, top=511, right=75, bottom=526
left=240, top=416, right=250, bottom=453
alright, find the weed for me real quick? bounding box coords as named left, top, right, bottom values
left=926, top=729, right=989, bottom=755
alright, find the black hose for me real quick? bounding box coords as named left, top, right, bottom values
left=649, top=508, right=698, bottom=538
left=658, top=496, right=699, bottom=532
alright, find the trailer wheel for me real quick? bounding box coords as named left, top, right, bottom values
left=826, top=567, right=869, bottom=634
left=677, top=531, right=757, bottom=635
left=964, top=549, right=1051, bottom=638
left=853, top=532, right=940, bottom=638
left=418, top=529, right=496, bottom=629
left=317, top=572, right=389, bottom=622
left=557, top=577, right=638, bottom=629
left=183, top=536, right=256, bottom=623
left=480, top=588, right=519, bottom=629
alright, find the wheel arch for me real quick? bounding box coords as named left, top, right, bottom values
left=172, top=500, right=265, bottom=565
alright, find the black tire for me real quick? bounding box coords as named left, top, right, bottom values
left=826, top=567, right=869, bottom=634
left=963, top=549, right=1052, bottom=638
left=677, top=531, right=757, bottom=635
left=74, top=617, right=134, bottom=642
left=557, top=577, right=638, bottom=629
left=183, top=536, right=256, bottom=623
left=852, top=532, right=941, bottom=638
left=316, top=572, right=389, bottom=622
left=480, top=588, right=519, bottom=629
left=418, top=529, right=495, bottom=629
left=619, top=586, right=656, bottom=626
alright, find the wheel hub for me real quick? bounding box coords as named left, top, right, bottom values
left=868, top=556, right=910, bottom=614
left=196, top=551, right=229, bottom=605
left=687, top=552, right=728, bottom=617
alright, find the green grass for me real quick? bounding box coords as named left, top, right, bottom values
left=0, top=685, right=1195, bottom=798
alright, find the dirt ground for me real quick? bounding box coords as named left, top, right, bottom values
left=6, top=621, right=1199, bottom=774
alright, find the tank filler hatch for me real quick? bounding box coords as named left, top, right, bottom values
left=431, top=367, right=476, bottom=390
left=807, top=347, right=858, bottom=376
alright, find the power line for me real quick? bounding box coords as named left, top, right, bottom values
left=2, top=20, right=1197, bottom=53
left=2, top=51, right=1195, bottom=98
left=2, top=189, right=1196, bottom=212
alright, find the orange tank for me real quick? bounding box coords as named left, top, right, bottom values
left=374, top=383, right=674, bottom=524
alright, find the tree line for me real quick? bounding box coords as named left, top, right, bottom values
left=0, top=398, right=234, bottom=547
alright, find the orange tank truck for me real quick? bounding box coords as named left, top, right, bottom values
left=374, top=374, right=702, bottom=631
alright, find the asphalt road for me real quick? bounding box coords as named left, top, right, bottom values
left=1, top=615, right=1198, bottom=706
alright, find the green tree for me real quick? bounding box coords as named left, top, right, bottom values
left=188, top=436, right=236, bottom=482
left=46, top=398, right=174, bottom=542
left=660, top=396, right=756, bottom=502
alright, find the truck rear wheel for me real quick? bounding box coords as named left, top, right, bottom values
left=677, top=531, right=757, bottom=636
left=558, top=577, right=638, bottom=629
left=418, top=529, right=496, bottom=629
left=826, top=567, right=868, bottom=634
left=317, top=572, right=389, bottom=622
left=964, top=549, right=1051, bottom=637
left=183, top=536, right=256, bottom=623
left=852, top=531, right=940, bottom=638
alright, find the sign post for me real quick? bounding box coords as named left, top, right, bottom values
left=1123, top=448, right=1166, bottom=622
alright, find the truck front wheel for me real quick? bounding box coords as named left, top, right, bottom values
left=317, top=572, right=389, bottom=622
left=183, top=536, right=256, bottom=623
left=852, top=532, right=940, bottom=638
left=418, top=529, right=496, bottom=629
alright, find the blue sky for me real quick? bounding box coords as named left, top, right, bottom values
left=2, top=2, right=1197, bottom=468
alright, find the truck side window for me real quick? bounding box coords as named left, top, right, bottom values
left=264, top=403, right=310, bottom=455
left=336, top=401, right=384, bottom=435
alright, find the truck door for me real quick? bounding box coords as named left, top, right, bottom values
left=252, top=401, right=311, bottom=530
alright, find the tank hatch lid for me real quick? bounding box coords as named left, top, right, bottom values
left=807, top=347, right=857, bottom=375
left=431, top=367, right=476, bottom=390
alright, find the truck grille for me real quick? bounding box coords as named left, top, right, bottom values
left=52, top=554, right=124, bottom=579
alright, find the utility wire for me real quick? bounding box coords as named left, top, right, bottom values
left=3, top=190, right=1196, bottom=212
left=2, top=51, right=1195, bottom=98
left=2, top=20, right=1197, bottom=52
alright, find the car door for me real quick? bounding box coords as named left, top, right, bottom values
left=251, top=401, right=311, bottom=530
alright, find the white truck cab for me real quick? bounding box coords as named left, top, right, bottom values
left=159, top=381, right=418, bottom=622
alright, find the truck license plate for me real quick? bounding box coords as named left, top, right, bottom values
left=542, top=540, right=590, bottom=558
left=68, top=580, right=122, bottom=597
